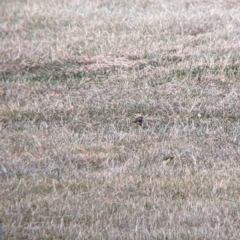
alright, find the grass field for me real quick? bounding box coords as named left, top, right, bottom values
left=1, top=0, right=240, bottom=239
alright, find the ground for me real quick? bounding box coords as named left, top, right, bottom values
left=1, top=0, right=240, bottom=239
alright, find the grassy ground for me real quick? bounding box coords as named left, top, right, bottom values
left=1, top=0, right=240, bottom=239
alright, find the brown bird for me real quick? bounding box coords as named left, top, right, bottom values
left=133, top=116, right=143, bottom=126
left=162, top=155, right=174, bottom=165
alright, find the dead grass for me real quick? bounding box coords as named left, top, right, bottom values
left=1, top=0, right=240, bottom=239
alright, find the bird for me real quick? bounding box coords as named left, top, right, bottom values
left=162, top=155, right=174, bottom=165
left=133, top=116, right=143, bottom=126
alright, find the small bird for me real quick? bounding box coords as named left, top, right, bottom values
left=162, top=156, right=174, bottom=165
left=133, top=116, right=143, bottom=126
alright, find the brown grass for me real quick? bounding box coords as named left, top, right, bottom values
left=1, top=0, right=240, bottom=239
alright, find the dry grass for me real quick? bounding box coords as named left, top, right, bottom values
left=1, top=0, right=240, bottom=239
